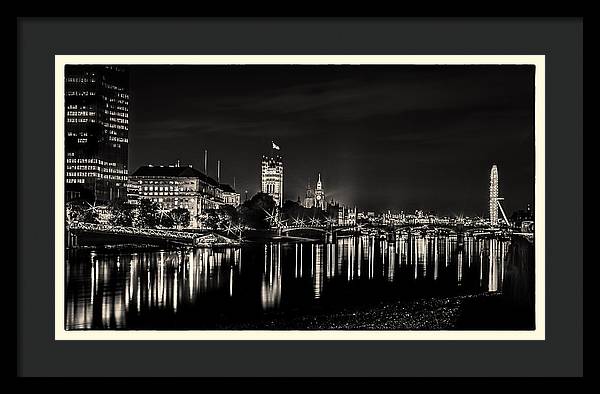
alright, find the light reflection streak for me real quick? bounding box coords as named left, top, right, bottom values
left=434, top=237, right=439, bottom=280
left=261, top=243, right=281, bottom=310
left=313, top=244, right=324, bottom=299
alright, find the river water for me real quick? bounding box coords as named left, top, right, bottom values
left=65, top=234, right=510, bottom=330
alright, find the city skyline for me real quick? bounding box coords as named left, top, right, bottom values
left=127, top=65, right=535, bottom=216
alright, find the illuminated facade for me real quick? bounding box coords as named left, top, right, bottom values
left=327, top=201, right=357, bottom=226
left=220, top=183, right=241, bottom=207
left=315, top=173, right=325, bottom=210
left=304, top=180, right=315, bottom=208
left=65, top=65, right=130, bottom=202
left=490, top=164, right=499, bottom=226
left=128, top=165, right=223, bottom=228
left=261, top=155, right=284, bottom=207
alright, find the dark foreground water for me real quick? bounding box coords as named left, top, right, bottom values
left=65, top=234, right=513, bottom=330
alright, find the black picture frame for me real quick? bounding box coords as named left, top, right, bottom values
left=17, top=17, right=583, bottom=378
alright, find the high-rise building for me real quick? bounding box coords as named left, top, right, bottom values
left=65, top=65, right=130, bottom=202
left=261, top=155, right=284, bottom=207
left=490, top=164, right=499, bottom=226
left=315, top=173, right=325, bottom=210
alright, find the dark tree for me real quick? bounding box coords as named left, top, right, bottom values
left=158, top=213, right=175, bottom=228
left=138, top=199, right=159, bottom=228
left=236, top=193, right=276, bottom=229
left=66, top=200, right=99, bottom=224
left=204, top=209, right=220, bottom=230
left=170, top=207, right=191, bottom=229
left=219, top=204, right=240, bottom=225
left=108, top=200, right=136, bottom=227
left=281, top=200, right=328, bottom=224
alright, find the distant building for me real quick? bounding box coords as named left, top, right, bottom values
left=303, top=180, right=315, bottom=208
left=510, top=203, right=534, bottom=229
left=327, top=200, right=357, bottom=226
left=128, top=164, right=223, bottom=228
left=65, top=65, right=130, bottom=202
left=220, top=183, right=241, bottom=207
left=315, top=173, right=325, bottom=210
left=261, top=155, right=284, bottom=207
left=347, top=207, right=357, bottom=225
left=521, top=221, right=534, bottom=233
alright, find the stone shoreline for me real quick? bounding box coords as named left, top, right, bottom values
left=217, top=292, right=528, bottom=330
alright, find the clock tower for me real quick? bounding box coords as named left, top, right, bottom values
left=315, top=173, right=325, bottom=210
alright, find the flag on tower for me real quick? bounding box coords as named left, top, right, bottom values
left=272, top=141, right=280, bottom=150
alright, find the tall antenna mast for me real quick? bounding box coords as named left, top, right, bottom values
left=217, top=160, right=221, bottom=183
left=204, top=150, right=208, bottom=175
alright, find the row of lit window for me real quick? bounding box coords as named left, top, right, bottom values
left=108, top=117, right=128, bottom=124
left=102, top=123, right=127, bottom=130
left=145, top=186, right=175, bottom=191
left=66, top=165, right=127, bottom=174
left=105, top=110, right=128, bottom=118
left=101, top=82, right=127, bottom=93
left=66, top=172, right=127, bottom=181
left=67, top=165, right=98, bottom=171
left=104, top=99, right=128, bottom=105
left=108, top=136, right=128, bottom=143
left=66, top=158, right=122, bottom=167
left=143, top=192, right=195, bottom=197
left=67, top=118, right=92, bottom=123
left=264, top=183, right=280, bottom=194
left=141, top=180, right=191, bottom=186
left=66, top=91, right=94, bottom=96
left=68, top=162, right=126, bottom=170
left=66, top=77, right=96, bottom=83
left=67, top=104, right=95, bottom=110
left=157, top=202, right=188, bottom=209
left=67, top=111, right=96, bottom=117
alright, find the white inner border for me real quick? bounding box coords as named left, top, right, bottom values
left=54, top=55, right=545, bottom=341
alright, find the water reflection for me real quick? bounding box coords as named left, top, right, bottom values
left=261, top=243, right=281, bottom=310
left=65, top=234, right=510, bottom=330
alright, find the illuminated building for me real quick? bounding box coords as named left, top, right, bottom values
left=315, top=173, right=325, bottom=210
left=327, top=200, right=357, bottom=226
left=490, top=164, right=499, bottom=226
left=261, top=155, right=284, bottom=207
left=65, top=65, right=130, bottom=202
left=128, top=164, right=223, bottom=228
left=220, top=183, right=241, bottom=207
left=304, top=180, right=315, bottom=208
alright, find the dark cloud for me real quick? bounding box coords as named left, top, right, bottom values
left=129, top=65, right=535, bottom=216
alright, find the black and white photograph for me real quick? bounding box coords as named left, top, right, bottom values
left=58, top=56, right=542, bottom=337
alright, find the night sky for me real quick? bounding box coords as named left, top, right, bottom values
left=128, top=65, right=535, bottom=217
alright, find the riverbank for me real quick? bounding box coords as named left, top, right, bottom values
left=216, top=292, right=534, bottom=330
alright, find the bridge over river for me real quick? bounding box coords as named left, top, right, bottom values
left=66, top=222, right=240, bottom=248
